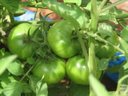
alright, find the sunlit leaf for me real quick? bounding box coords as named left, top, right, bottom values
left=119, top=37, right=128, bottom=58
left=29, top=75, right=40, bottom=93
left=89, top=74, right=110, bottom=96
left=0, top=74, right=16, bottom=88
left=98, top=58, right=109, bottom=70
left=0, top=55, right=17, bottom=75
left=7, top=60, right=24, bottom=76
left=64, top=0, right=82, bottom=6
left=3, top=82, right=23, bottom=96
left=3, top=81, right=31, bottom=96
left=120, top=26, right=128, bottom=42
left=42, top=0, right=89, bottom=28
left=97, top=23, right=119, bottom=45
left=0, top=0, right=25, bottom=14
left=36, top=79, right=48, bottom=96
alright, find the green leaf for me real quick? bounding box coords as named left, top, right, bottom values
left=98, top=58, right=109, bottom=70
left=29, top=75, right=40, bottom=93
left=0, top=55, right=17, bottom=75
left=81, top=0, right=89, bottom=7
left=119, top=37, right=128, bottom=58
left=36, top=79, right=48, bottom=96
left=3, top=82, right=23, bottom=96
left=27, top=57, right=36, bottom=65
left=3, top=81, right=31, bottom=96
left=0, top=74, right=16, bottom=88
left=119, top=62, right=128, bottom=78
left=0, top=0, right=25, bottom=14
left=64, top=0, right=82, bottom=6
left=7, top=60, right=24, bottom=76
left=97, top=23, right=119, bottom=45
left=106, top=64, right=123, bottom=73
left=120, top=26, right=128, bottom=42
left=42, top=0, right=89, bottom=28
left=0, top=49, right=6, bottom=58
left=123, top=62, right=128, bottom=71
left=89, top=74, right=110, bottom=96
left=108, top=91, right=115, bottom=96
left=0, top=87, right=3, bottom=94
left=22, top=83, right=32, bottom=93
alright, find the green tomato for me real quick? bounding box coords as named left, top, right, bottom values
left=32, top=57, right=66, bottom=84
left=7, top=23, right=38, bottom=59
left=66, top=56, right=89, bottom=85
left=47, top=20, right=81, bottom=58
left=95, top=43, right=116, bottom=59
left=95, top=23, right=119, bottom=59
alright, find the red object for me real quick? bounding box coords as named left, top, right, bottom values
left=21, top=0, right=62, bottom=20
left=110, top=0, right=128, bottom=12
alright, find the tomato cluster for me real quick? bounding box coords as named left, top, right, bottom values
left=8, top=15, right=121, bottom=87
left=1, top=0, right=128, bottom=96
left=7, top=20, right=93, bottom=85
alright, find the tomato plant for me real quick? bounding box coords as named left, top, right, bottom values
left=7, top=23, right=38, bottom=59
left=1, top=0, right=128, bottom=96
left=32, top=56, right=66, bottom=84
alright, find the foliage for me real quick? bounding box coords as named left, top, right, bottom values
left=0, top=0, right=128, bottom=96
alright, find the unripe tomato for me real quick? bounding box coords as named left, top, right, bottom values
left=7, top=23, right=38, bottom=59
left=47, top=20, right=81, bottom=58
left=95, top=43, right=116, bottom=59
left=32, top=57, right=66, bottom=84
left=66, top=56, right=89, bottom=85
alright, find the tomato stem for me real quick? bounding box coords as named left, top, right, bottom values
left=90, top=0, right=98, bottom=32
left=78, top=30, right=88, bottom=63
left=86, top=32, right=124, bottom=54
left=9, top=12, right=15, bottom=24
left=99, top=13, right=128, bottom=22
left=89, top=0, right=98, bottom=76
left=98, top=0, right=108, bottom=12
left=89, top=0, right=99, bottom=96
left=101, top=0, right=127, bottom=12
left=88, top=38, right=97, bottom=75
left=20, top=65, right=34, bottom=81
left=116, top=75, right=128, bottom=95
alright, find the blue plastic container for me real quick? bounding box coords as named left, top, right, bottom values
left=14, top=9, right=36, bottom=21
left=14, top=9, right=53, bottom=22
left=106, top=52, right=126, bottom=82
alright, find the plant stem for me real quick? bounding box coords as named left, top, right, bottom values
left=20, top=65, right=34, bottom=81
left=88, top=38, right=96, bottom=75
left=99, top=13, right=128, bottom=22
left=89, top=0, right=99, bottom=96
left=116, top=14, right=128, bottom=19
left=89, top=0, right=99, bottom=77
left=85, top=32, right=124, bottom=53
left=91, top=0, right=98, bottom=31
left=98, top=0, right=108, bottom=11
left=116, top=75, right=128, bottom=96
left=78, top=31, right=88, bottom=63
left=102, top=0, right=127, bottom=12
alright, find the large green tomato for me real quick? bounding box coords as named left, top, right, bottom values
left=47, top=20, right=81, bottom=58
left=66, top=56, right=89, bottom=85
left=7, top=23, right=38, bottom=59
left=32, top=57, right=66, bottom=84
